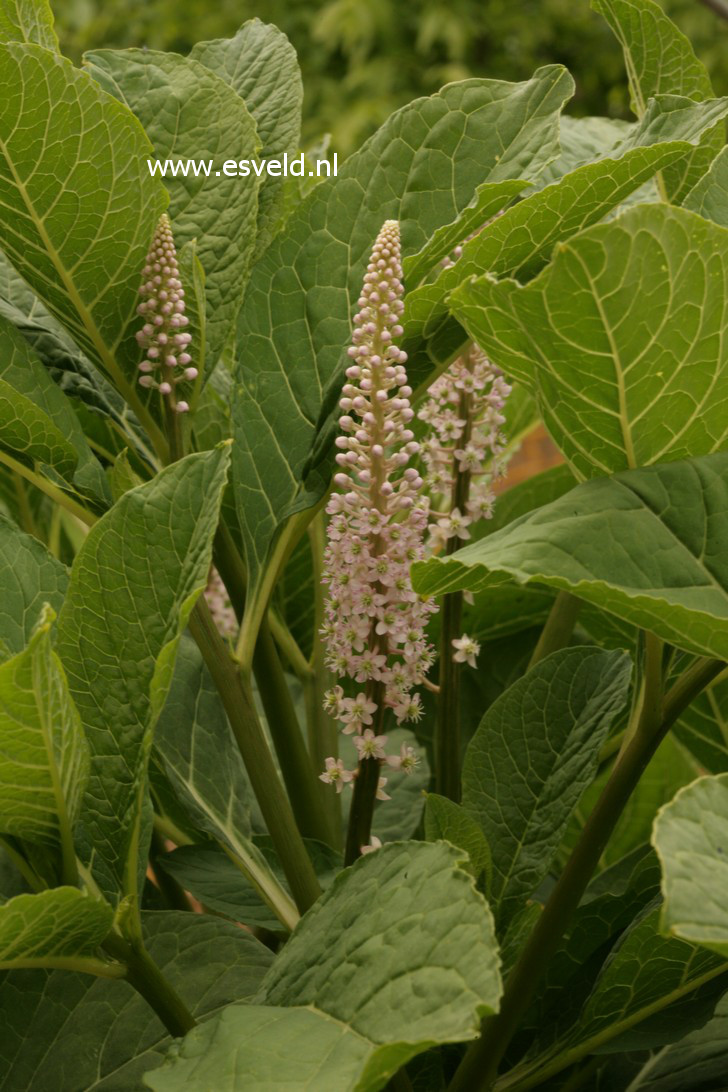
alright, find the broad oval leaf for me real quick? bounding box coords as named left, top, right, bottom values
left=461, top=647, right=631, bottom=928
left=0, top=515, right=67, bottom=655
left=0, top=0, right=57, bottom=50
left=148, top=841, right=502, bottom=1091
left=653, top=773, right=728, bottom=958
left=0, top=43, right=166, bottom=410
left=232, top=65, right=574, bottom=638
left=413, top=454, right=728, bottom=663
left=56, top=446, right=231, bottom=902
left=683, top=145, right=728, bottom=228
left=85, top=49, right=261, bottom=372
left=449, top=204, right=728, bottom=479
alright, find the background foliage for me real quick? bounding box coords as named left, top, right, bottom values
left=55, top=0, right=728, bottom=154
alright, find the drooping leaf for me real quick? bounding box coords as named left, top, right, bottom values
left=0, top=0, right=57, bottom=50
left=673, top=673, right=728, bottom=773
left=0, top=608, right=88, bottom=853
left=413, top=453, right=728, bottom=663
left=653, top=773, right=728, bottom=959
left=0, top=315, right=110, bottom=504
left=85, top=49, right=260, bottom=371
left=403, top=95, right=728, bottom=355
left=0, top=888, right=112, bottom=972
left=153, top=635, right=296, bottom=929
left=683, top=145, right=728, bottom=228
left=148, top=842, right=502, bottom=1091
left=56, top=446, right=231, bottom=902
left=0, top=910, right=273, bottom=1091
left=157, top=844, right=282, bottom=931
left=592, top=0, right=723, bottom=201
left=0, top=515, right=67, bottom=655
left=449, top=204, right=728, bottom=479
left=461, top=647, right=631, bottom=927
left=0, top=43, right=166, bottom=406
left=232, top=65, right=574, bottom=641
left=190, top=18, right=303, bottom=257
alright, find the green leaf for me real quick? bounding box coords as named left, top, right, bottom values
left=673, top=673, right=728, bottom=773
left=85, top=49, right=260, bottom=372
left=0, top=888, right=112, bottom=972
left=461, top=647, right=631, bottom=927
left=683, top=145, right=728, bottom=228
left=403, top=95, right=728, bottom=351
left=0, top=0, right=58, bottom=50
left=157, top=844, right=282, bottom=931
left=0, top=44, right=166, bottom=410
left=149, top=842, right=502, bottom=1091
left=232, top=65, right=574, bottom=644
left=56, top=446, right=231, bottom=902
left=653, top=773, right=728, bottom=959
left=511, top=902, right=727, bottom=1088
left=0, top=910, right=273, bottom=1091
left=592, top=0, right=722, bottom=202
left=616, top=992, right=728, bottom=1090
left=449, top=204, right=728, bottom=478
left=424, top=794, right=492, bottom=887
left=0, top=515, right=67, bottom=655
left=190, top=18, right=303, bottom=258
left=474, top=464, right=576, bottom=543
left=413, top=453, right=728, bottom=663
left=0, top=608, right=87, bottom=859
left=0, top=315, right=109, bottom=503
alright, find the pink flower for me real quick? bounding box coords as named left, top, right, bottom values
left=319, top=758, right=355, bottom=793
left=354, top=729, right=388, bottom=760
left=452, top=633, right=481, bottom=669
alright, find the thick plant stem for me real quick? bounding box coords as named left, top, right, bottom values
left=189, top=598, right=321, bottom=913
left=448, top=654, right=725, bottom=1092
left=436, top=588, right=464, bottom=801
left=527, top=590, right=581, bottom=669
left=213, top=523, right=335, bottom=845
left=344, top=693, right=385, bottom=865
left=104, top=934, right=195, bottom=1037
left=253, top=618, right=335, bottom=846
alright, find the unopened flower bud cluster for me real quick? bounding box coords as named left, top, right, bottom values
left=319, top=220, right=435, bottom=794
left=135, top=214, right=197, bottom=414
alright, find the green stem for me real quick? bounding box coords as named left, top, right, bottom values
left=13, top=472, right=37, bottom=536
left=527, top=591, right=581, bottom=669
left=0, top=451, right=97, bottom=527
left=344, top=693, right=386, bottom=865
left=189, top=598, right=321, bottom=913
left=253, top=618, right=335, bottom=846
left=7, top=956, right=127, bottom=978
left=213, top=524, right=335, bottom=846
left=0, top=836, right=46, bottom=891
left=164, top=396, right=185, bottom=463
left=448, top=654, right=725, bottom=1092
left=104, top=934, right=195, bottom=1037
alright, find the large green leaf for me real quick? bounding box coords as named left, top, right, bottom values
left=404, top=95, right=728, bottom=351
left=462, top=647, right=631, bottom=928
left=85, top=49, right=260, bottom=372
left=0, top=315, right=109, bottom=503
left=592, top=0, right=723, bottom=202
left=424, top=794, right=492, bottom=886
left=0, top=608, right=87, bottom=855
left=683, top=145, right=728, bottom=228
left=0, top=44, right=166, bottom=402
left=232, top=66, right=574, bottom=640
left=148, top=841, right=502, bottom=1091
left=413, top=453, right=728, bottom=663
left=673, top=673, right=728, bottom=773
left=0, top=515, right=67, bottom=655
left=56, top=446, right=230, bottom=902
left=190, top=19, right=303, bottom=257
left=0, top=888, right=112, bottom=972
left=0, top=0, right=57, bottom=50
left=0, top=910, right=272, bottom=1091
left=153, top=636, right=296, bottom=930
left=449, top=204, right=728, bottom=479
left=653, top=774, right=728, bottom=959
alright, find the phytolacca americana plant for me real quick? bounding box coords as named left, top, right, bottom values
left=319, top=220, right=437, bottom=861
